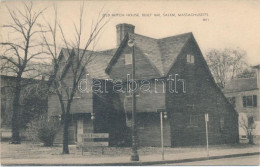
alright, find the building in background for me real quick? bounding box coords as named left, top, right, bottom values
left=223, top=65, right=260, bottom=143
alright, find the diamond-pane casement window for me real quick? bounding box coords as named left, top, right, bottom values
left=187, top=54, right=194, bottom=64
left=125, top=54, right=132, bottom=65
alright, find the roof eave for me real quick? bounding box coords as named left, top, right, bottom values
left=105, top=33, right=129, bottom=74
left=164, top=33, right=193, bottom=77
left=223, top=88, right=259, bottom=94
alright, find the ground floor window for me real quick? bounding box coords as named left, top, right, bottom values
left=248, top=116, right=255, bottom=127
left=241, top=135, right=247, bottom=139
left=219, top=117, right=225, bottom=132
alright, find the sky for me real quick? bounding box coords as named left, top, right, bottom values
left=0, top=0, right=260, bottom=66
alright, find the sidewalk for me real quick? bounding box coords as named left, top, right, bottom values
left=1, top=143, right=259, bottom=165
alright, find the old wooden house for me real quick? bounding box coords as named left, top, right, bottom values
left=48, top=23, right=239, bottom=147
left=223, top=65, right=260, bottom=142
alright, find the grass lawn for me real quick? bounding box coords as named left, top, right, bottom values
left=1, top=141, right=259, bottom=160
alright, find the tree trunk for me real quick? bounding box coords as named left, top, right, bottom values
left=62, top=112, right=70, bottom=154
left=248, top=132, right=254, bottom=145
left=11, top=78, right=22, bottom=144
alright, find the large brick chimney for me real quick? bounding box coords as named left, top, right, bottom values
left=116, top=23, right=135, bottom=47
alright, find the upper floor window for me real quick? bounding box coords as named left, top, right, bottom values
left=125, top=54, right=132, bottom=65
left=227, top=97, right=236, bottom=107
left=242, top=95, right=257, bottom=107
left=186, top=54, right=194, bottom=64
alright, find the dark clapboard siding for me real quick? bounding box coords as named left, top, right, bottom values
left=123, top=82, right=166, bottom=113
left=54, top=118, right=76, bottom=144
left=93, top=81, right=128, bottom=146
left=137, top=113, right=171, bottom=147
left=109, top=44, right=161, bottom=80
left=166, top=37, right=238, bottom=147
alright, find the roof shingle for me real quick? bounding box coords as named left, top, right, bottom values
left=106, top=32, right=192, bottom=78
left=223, top=77, right=258, bottom=93
left=62, top=32, right=193, bottom=80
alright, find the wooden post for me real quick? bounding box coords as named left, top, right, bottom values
left=205, top=113, right=209, bottom=157
left=160, top=112, right=164, bottom=160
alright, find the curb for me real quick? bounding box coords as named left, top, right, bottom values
left=2, top=152, right=260, bottom=166
left=89, top=152, right=260, bottom=166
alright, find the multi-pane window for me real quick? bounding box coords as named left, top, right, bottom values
left=227, top=97, right=236, bottom=107
left=242, top=95, right=257, bottom=107
left=220, top=117, right=225, bottom=132
left=186, top=54, right=194, bottom=64
left=125, top=54, right=132, bottom=65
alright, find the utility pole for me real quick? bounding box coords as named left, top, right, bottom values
left=128, top=34, right=139, bottom=161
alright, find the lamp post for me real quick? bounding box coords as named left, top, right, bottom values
left=91, top=113, right=95, bottom=120
left=128, top=34, right=139, bottom=161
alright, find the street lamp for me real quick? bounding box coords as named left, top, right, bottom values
left=128, top=34, right=139, bottom=161
left=91, top=113, right=95, bottom=120
left=58, top=115, right=62, bottom=121
left=58, top=114, right=63, bottom=125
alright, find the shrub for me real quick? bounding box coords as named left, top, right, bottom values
left=26, top=115, right=60, bottom=146
left=37, top=124, right=57, bottom=146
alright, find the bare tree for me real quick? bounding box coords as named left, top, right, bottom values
left=205, top=48, right=247, bottom=88
left=240, top=113, right=257, bottom=144
left=237, top=67, right=256, bottom=78
left=0, top=2, right=46, bottom=144
left=41, top=3, right=109, bottom=154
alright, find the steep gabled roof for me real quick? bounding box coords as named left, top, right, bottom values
left=133, top=33, right=163, bottom=75
left=158, top=32, right=192, bottom=75
left=223, top=77, right=258, bottom=93
left=83, top=49, right=116, bottom=79
left=61, top=48, right=116, bottom=79
left=61, top=32, right=193, bottom=80
left=105, top=32, right=192, bottom=77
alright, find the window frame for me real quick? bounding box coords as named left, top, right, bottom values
left=219, top=117, right=225, bottom=132
left=242, top=95, right=257, bottom=108
left=187, top=114, right=199, bottom=128
left=227, top=96, right=236, bottom=107
left=248, top=116, right=255, bottom=128
left=186, top=54, right=195, bottom=64
left=125, top=53, right=132, bottom=65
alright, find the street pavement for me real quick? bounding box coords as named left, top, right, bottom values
left=166, top=155, right=260, bottom=166
left=1, top=142, right=260, bottom=165
left=1, top=147, right=259, bottom=165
